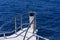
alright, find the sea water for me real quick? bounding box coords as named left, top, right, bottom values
left=0, top=0, right=60, bottom=40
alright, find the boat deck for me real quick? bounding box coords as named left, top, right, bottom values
left=0, top=28, right=36, bottom=40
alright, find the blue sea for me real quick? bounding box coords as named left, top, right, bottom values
left=0, top=0, right=60, bottom=40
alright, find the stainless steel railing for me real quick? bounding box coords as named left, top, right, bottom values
left=0, top=13, right=49, bottom=40
left=34, top=34, right=49, bottom=40
left=0, top=14, right=29, bottom=38
left=23, top=14, right=49, bottom=40
left=23, top=14, right=36, bottom=40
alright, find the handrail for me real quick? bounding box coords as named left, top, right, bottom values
left=0, top=13, right=43, bottom=40
left=34, top=34, right=49, bottom=40
left=5, top=29, right=27, bottom=39
left=0, top=13, right=30, bottom=39
left=23, top=16, right=35, bottom=40
left=0, top=13, right=28, bottom=31
left=0, top=23, right=29, bottom=34
left=0, top=13, right=22, bottom=30
left=0, top=13, right=50, bottom=40
left=24, top=32, right=49, bottom=40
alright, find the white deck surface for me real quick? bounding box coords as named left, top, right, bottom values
left=0, top=28, right=36, bottom=40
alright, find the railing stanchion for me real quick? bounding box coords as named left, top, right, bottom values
left=38, top=36, right=40, bottom=40
left=4, top=33, right=6, bottom=38
left=34, top=14, right=36, bottom=33
left=15, top=17, right=17, bottom=34
left=20, top=15, right=22, bottom=30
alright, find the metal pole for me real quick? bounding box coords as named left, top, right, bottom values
left=34, top=15, right=36, bottom=32
left=4, top=33, right=6, bottom=38
left=38, top=36, right=40, bottom=40
left=15, top=17, right=17, bottom=34
left=20, top=15, right=22, bottom=30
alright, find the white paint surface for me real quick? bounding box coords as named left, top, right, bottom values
left=0, top=28, right=36, bottom=40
